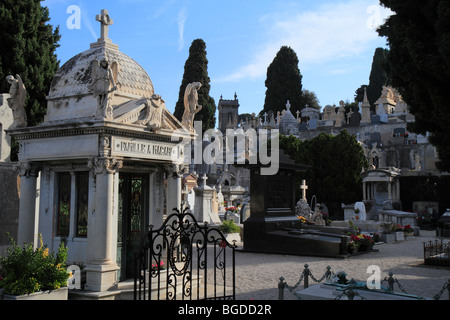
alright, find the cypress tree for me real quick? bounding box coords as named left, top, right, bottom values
left=174, top=39, right=216, bottom=132
left=263, top=46, right=304, bottom=115
left=366, top=47, right=389, bottom=110
left=0, top=0, right=60, bottom=127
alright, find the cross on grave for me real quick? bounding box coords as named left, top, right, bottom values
left=296, top=110, right=301, bottom=122
left=300, top=180, right=308, bottom=201
left=96, top=9, right=113, bottom=41
left=263, top=112, right=268, bottom=124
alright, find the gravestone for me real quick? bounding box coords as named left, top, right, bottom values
left=240, top=150, right=354, bottom=257
left=349, top=112, right=361, bottom=127
left=308, top=118, right=318, bottom=130
left=371, top=115, right=381, bottom=124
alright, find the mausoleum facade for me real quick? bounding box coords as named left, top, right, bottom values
left=7, top=10, right=194, bottom=295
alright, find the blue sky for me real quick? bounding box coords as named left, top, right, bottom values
left=43, top=0, right=391, bottom=119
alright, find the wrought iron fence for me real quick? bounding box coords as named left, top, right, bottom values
left=134, top=207, right=236, bottom=300
left=424, top=240, right=450, bottom=267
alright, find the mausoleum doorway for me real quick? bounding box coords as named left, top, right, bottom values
left=117, top=173, right=149, bottom=280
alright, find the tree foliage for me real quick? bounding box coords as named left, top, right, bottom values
left=302, top=89, right=321, bottom=110
left=0, top=0, right=60, bottom=127
left=366, top=47, right=389, bottom=109
left=378, top=0, right=450, bottom=172
left=280, top=130, right=368, bottom=216
left=263, top=46, right=304, bottom=116
left=174, top=39, right=216, bottom=132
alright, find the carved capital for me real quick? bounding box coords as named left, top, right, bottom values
left=169, top=164, right=188, bottom=179
left=93, top=157, right=123, bottom=175
left=14, top=162, right=40, bottom=178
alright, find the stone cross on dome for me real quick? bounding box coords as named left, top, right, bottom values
left=96, top=9, right=113, bottom=41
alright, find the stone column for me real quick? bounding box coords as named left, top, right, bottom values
left=85, top=157, right=122, bottom=293
left=16, top=163, right=39, bottom=248
left=167, top=164, right=183, bottom=214
left=387, top=180, right=392, bottom=201
left=363, top=182, right=367, bottom=201
left=395, top=179, right=400, bottom=201
left=194, top=174, right=214, bottom=223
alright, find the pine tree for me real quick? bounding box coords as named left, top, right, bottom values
left=263, top=46, right=304, bottom=116
left=0, top=0, right=60, bottom=127
left=174, top=39, right=216, bottom=132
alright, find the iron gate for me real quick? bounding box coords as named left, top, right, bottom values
left=134, top=207, right=236, bottom=300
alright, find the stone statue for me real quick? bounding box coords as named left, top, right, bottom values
left=140, top=94, right=164, bottom=131
left=311, top=204, right=325, bottom=225
left=89, top=58, right=118, bottom=119
left=6, top=74, right=27, bottom=128
left=182, top=82, right=202, bottom=132
left=335, top=101, right=346, bottom=127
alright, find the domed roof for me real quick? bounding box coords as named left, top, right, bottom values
left=279, top=101, right=298, bottom=126
left=48, top=45, right=154, bottom=100
left=44, top=9, right=157, bottom=124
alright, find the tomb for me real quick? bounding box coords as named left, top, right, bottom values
left=240, top=151, right=354, bottom=258
left=6, top=10, right=194, bottom=299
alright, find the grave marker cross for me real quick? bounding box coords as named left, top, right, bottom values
left=300, top=180, right=308, bottom=201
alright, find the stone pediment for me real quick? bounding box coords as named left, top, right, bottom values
left=114, top=95, right=187, bottom=133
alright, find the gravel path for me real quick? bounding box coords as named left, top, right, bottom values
left=231, top=230, right=450, bottom=300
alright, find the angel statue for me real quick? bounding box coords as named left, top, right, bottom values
left=88, top=58, right=118, bottom=119
left=6, top=74, right=27, bottom=128
left=182, top=82, right=202, bottom=132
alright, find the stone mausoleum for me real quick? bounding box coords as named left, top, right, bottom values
left=7, top=10, right=194, bottom=296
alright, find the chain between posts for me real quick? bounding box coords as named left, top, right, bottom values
left=279, top=265, right=450, bottom=300
left=278, top=264, right=333, bottom=300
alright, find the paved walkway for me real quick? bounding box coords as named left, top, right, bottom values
left=232, top=230, right=450, bottom=300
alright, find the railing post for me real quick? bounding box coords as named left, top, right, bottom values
left=447, top=279, right=450, bottom=301
left=386, top=272, right=395, bottom=292
left=278, top=277, right=286, bottom=300
left=303, top=264, right=310, bottom=289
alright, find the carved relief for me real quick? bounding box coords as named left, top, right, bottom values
left=140, top=94, right=164, bottom=130
left=93, top=157, right=123, bottom=174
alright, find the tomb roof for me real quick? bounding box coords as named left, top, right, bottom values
left=48, top=9, right=154, bottom=103
left=48, top=42, right=154, bottom=101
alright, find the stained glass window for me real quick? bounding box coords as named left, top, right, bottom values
left=76, top=172, right=89, bottom=237
left=57, top=173, right=71, bottom=237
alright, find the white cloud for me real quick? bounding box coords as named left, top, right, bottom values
left=216, top=0, right=391, bottom=83
left=177, top=6, right=188, bottom=51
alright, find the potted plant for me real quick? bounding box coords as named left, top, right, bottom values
left=0, top=234, right=70, bottom=300
left=403, top=225, right=414, bottom=237
left=358, top=234, right=374, bottom=251
left=380, top=222, right=396, bottom=243
left=394, top=224, right=405, bottom=241
left=347, top=235, right=360, bottom=254
left=354, top=208, right=360, bottom=221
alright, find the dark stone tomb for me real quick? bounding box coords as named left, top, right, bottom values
left=240, top=150, right=353, bottom=258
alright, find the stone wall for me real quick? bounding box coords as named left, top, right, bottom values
left=0, top=163, right=19, bottom=256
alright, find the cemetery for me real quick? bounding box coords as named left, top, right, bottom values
left=0, top=7, right=449, bottom=302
